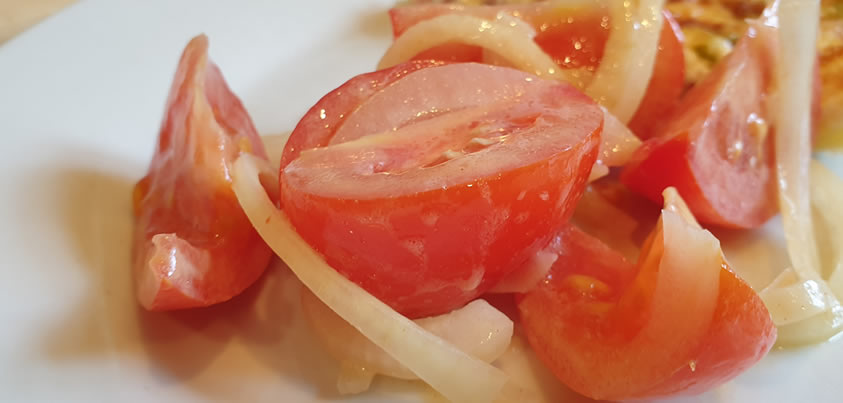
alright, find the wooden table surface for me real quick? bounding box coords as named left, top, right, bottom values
left=0, top=0, right=75, bottom=44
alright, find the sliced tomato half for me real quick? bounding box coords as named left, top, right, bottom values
left=132, top=35, right=272, bottom=310
left=388, top=2, right=685, bottom=139
left=281, top=63, right=602, bottom=318
left=517, top=193, right=776, bottom=400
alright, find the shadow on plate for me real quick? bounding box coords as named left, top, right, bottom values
left=36, top=155, right=340, bottom=401
left=357, top=4, right=393, bottom=38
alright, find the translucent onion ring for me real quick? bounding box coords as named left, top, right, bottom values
left=231, top=154, right=508, bottom=403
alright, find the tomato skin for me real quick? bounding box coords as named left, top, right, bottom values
left=517, top=224, right=775, bottom=400
left=388, top=4, right=685, bottom=138
left=132, top=35, right=272, bottom=310
left=284, top=151, right=596, bottom=318
left=640, top=267, right=777, bottom=397
left=627, top=11, right=685, bottom=139
left=621, top=28, right=777, bottom=229
left=280, top=60, right=444, bottom=170
left=281, top=64, right=602, bottom=318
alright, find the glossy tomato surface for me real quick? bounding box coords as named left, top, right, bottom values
left=132, top=35, right=272, bottom=310
left=626, top=11, right=685, bottom=139
left=388, top=2, right=685, bottom=138
left=622, top=26, right=778, bottom=229
left=517, top=216, right=775, bottom=400
left=280, top=60, right=444, bottom=169
left=281, top=63, right=602, bottom=318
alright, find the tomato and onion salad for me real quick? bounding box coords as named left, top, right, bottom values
left=129, top=0, right=843, bottom=402
left=386, top=1, right=685, bottom=138
left=281, top=63, right=601, bottom=318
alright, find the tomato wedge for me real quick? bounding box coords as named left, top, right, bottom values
left=517, top=192, right=776, bottom=400
left=281, top=63, right=601, bottom=318
left=626, top=12, right=685, bottom=139
left=621, top=26, right=778, bottom=229
left=132, top=35, right=272, bottom=310
left=388, top=2, right=685, bottom=138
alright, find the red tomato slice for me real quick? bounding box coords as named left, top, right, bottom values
left=281, top=63, right=602, bottom=318
left=621, top=28, right=777, bottom=229
left=132, top=35, right=272, bottom=310
left=280, top=59, right=444, bottom=169
left=517, top=215, right=775, bottom=399
left=388, top=3, right=685, bottom=138
left=626, top=11, right=685, bottom=139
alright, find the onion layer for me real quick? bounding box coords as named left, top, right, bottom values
left=585, top=0, right=667, bottom=123
left=378, top=13, right=583, bottom=85
left=811, top=159, right=843, bottom=296
left=762, top=0, right=843, bottom=345
left=302, top=290, right=513, bottom=387
left=598, top=106, right=642, bottom=166
left=231, top=154, right=508, bottom=403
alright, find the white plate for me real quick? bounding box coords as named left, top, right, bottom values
left=0, top=0, right=841, bottom=402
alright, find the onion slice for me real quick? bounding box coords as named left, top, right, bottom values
left=598, top=106, right=642, bottom=166
left=231, top=154, right=508, bottom=403
left=773, top=0, right=822, bottom=281
left=302, top=290, right=513, bottom=386
left=378, top=14, right=582, bottom=85
left=489, top=250, right=558, bottom=294
left=762, top=0, right=843, bottom=345
left=760, top=268, right=835, bottom=326
left=759, top=268, right=843, bottom=345
left=585, top=0, right=666, bottom=123
left=811, top=160, right=843, bottom=297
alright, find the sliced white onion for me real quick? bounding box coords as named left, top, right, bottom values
left=572, top=186, right=647, bottom=262
left=336, top=363, right=376, bottom=395
left=598, top=106, right=642, bottom=166
left=810, top=160, right=843, bottom=296
left=662, top=187, right=701, bottom=229
left=378, top=14, right=583, bottom=86
left=587, top=162, right=610, bottom=183
left=830, top=267, right=843, bottom=307
left=489, top=250, right=557, bottom=294
left=775, top=307, right=843, bottom=346
left=231, top=154, right=508, bottom=403
left=585, top=0, right=666, bottom=123
left=617, top=190, right=722, bottom=390
left=773, top=0, right=822, bottom=282
left=759, top=268, right=834, bottom=326
left=301, top=288, right=514, bottom=385
left=763, top=0, right=843, bottom=345
left=760, top=268, right=843, bottom=345
left=588, top=107, right=642, bottom=185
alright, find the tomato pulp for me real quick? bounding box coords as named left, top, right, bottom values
left=281, top=63, right=602, bottom=318
left=132, top=35, right=272, bottom=310
left=518, top=197, right=776, bottom=400
left=622, top=26, right=778, bottom=229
